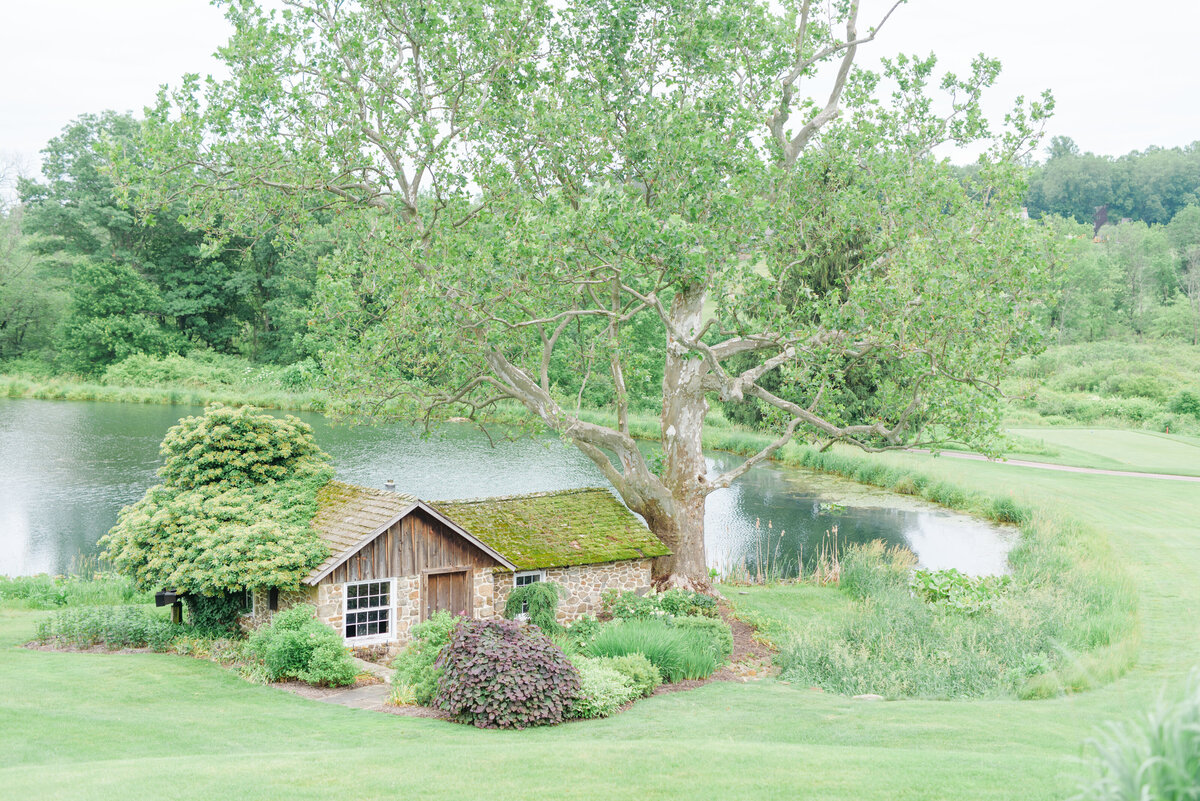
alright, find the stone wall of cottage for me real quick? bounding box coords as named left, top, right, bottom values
left=311, top=567, right=498, bottom=649
left=245, top=586, right=315, bottom=628
left=243, top=561, right=644, bottom=647
left=491, top=559, right=654, bottom=625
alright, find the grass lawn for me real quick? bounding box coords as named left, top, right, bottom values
left=2, top=428, right=1198, bottom=799
left=1001, top=426, right=1200, bottom=476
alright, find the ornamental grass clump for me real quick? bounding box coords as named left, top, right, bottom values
left=585, top=619, right=720, bottom=683
left=668, top=615, right=733, bottom=662
left=435, top=619, right=580, bottom=729
left=1074, top=672, right=1200, bottom=801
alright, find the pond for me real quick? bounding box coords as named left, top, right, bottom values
left=0, top=398, right=1016, bottom=578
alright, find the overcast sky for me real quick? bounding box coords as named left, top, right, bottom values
left=2, top=0, right=1198, bottom=190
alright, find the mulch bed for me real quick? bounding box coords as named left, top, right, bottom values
left=379, top=704, right=452, bottom=720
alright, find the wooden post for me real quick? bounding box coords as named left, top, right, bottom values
left=171, top=601, right=183, bottom=625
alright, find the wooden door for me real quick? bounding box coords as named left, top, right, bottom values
left=425, top=569, right=471, bottom=619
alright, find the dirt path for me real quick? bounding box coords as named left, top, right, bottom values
left=909, top=449, right=1200, bottom=483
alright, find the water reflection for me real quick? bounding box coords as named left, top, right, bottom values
left=0, top=399, right=1015, bottom=577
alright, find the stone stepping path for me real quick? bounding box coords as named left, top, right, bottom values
left=316, top=682, right=391, bottom=711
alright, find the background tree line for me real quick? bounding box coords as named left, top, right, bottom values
left=2, top=115, right=1199, bottom=402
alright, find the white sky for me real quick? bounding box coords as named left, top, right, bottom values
left=1, top=0, right=1198, bottom=191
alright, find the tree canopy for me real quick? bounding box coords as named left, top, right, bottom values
left=119, top=0, right=1056, bottom=585
left=99, top=405, right=332, bottom=594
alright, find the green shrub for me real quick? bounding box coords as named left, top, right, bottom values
left=600, top=589, right=664, bottom=620
left=570, top=656, right=638, bottom=719
left=1169, top=390, right=1200, bottom=418
left=668, top=615, right=733, bottom=662
left=658, top=588, right=719, bottom=618
left=562, top=614, right=602, bottom=650
left=392, top=610, right=458, bottom=705
left=1074, top=672, right=1200, bottom=801
left=248, top=603, right=355, bottom=684
left=435, top=619, right=580, bottom=729
left=263, top=630, right=322, bottom=679
left=602, top=588, right=718, bottom=620
left=503, top=581, right=565, bottom=633
left=299, top=642, right=359, bottom=687
left=585, top=619, right=719, bottom=683
left=268, top=603, right=319, bottom=631
left=36, top=606, right=177, bottom=651
left=602, top=653, right=662, bottom=697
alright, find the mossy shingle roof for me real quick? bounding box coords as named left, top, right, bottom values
left=431, top=487, right=670, bottom=570
left=306, top=481, right=417, bottom=582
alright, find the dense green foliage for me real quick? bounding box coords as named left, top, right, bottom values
left=909, top=568, right=1011, bottom=616
left=35, top=606, right=177, bottom=651
left=568, top=656, right=638, bottom=719
left=100, top=406, right=331, bottom=595
left=247, top=604, right=357, bottom=686
left=1025, top=137, right=1200, bottom=226
left=1074, top=672, right=1200, bottom=801
left=503, top=582, right=565, bottom=633
left=0, top=573, right=149, bottom=609
left=434, top=619, right=580, bottom=729
left=1007, top=341, right=1200, bottom=433
left=390, top=611, right=458, bottom=706
left=6, top=112, right=321, bottom=373
left=601, top=588, right=718, bottom=621
left=585, top=619, right=721, bottom=683
left=599, top=654, right=662, bottom=697
left=182, top=592, right=247, bottom=636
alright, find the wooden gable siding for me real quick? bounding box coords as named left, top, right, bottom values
left=321, top=507, right=502, bottom=585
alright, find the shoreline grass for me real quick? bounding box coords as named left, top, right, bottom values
left=0, top=374, right=327, bottom=413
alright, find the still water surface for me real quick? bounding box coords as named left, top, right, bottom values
left=0, top=398, right=1015, bottom=577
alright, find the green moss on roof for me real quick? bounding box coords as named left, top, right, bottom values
left=431, top=488, right=670, bottom=570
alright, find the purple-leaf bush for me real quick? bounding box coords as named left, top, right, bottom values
left=434, top=619, right=580, bottom=729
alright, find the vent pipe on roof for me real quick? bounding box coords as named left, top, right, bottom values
left=383, top=479, right=397, bottom=492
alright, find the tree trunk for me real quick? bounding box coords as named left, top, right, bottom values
left=648, top=282, right=711, bottom=589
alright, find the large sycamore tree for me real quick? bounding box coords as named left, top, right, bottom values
left=122, top=0, right=1054, bottom=587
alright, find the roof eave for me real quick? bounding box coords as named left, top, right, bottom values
left=303, top=499, right=518, bottom=586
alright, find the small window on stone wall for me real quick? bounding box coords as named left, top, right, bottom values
left=514, top=570, right=545, bottom=588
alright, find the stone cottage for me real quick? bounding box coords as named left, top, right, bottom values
left=249, top=482, right=669, bottom=647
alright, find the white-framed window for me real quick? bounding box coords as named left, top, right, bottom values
left=344, top=579, right=395, bottom=642
left=514, top=570, right=546, bottom=588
